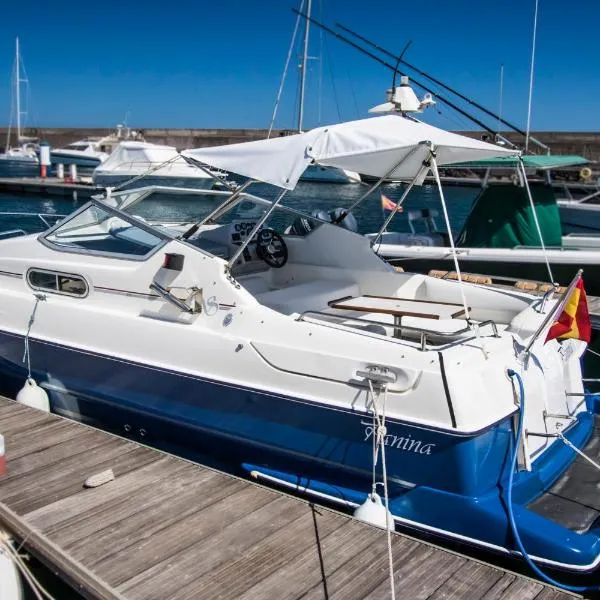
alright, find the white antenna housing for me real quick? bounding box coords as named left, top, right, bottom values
left=369, top=76, right=436, bottom=115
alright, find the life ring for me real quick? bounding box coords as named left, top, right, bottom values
left=580, top=167, right=593, bottom=180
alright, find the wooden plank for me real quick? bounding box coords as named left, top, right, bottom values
left=534, top=589, right=580, bottom=600
left=3, top=444, right=156, bottom=514
left=426, top=561, right=505, bottom=599
left=2, top=427, right=124, bottom=482
left=341, top=540, right=463, bottom=600
left=0, top=407, right=53, bottom=434
left=0, top=500, right=125, bottom=600
left=300, top=532, right=418, bottom=600
left=174, top=505, right=348, bottom=600
left=56, top=465, right=230, bottom=551
left=116, top=493, right=307, bottom=598
left=5, top=420, right=92, bottom=460
left=482, top=575, right=544, bottom=600
left=234, top=517, right=384, bottom=600
left=0, top=400, right=32, bottom=418
left=26, top=455, right=191, bottom=532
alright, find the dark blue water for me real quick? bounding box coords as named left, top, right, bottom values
left=0, top=182, right=480, bottom=236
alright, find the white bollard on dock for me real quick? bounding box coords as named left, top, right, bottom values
left=56, top=163, right=65, bottom=180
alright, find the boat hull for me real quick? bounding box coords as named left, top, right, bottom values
left=0, top=329, right=598, bottom=572
left=559, top=203, right=600, bottom=234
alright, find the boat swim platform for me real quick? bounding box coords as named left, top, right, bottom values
left=0, top=397, right=578, bottom=600
left=0, top=177, right=100, bottom=200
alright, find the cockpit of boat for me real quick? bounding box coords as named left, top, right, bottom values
left=36, top=185, right=534, bottom=351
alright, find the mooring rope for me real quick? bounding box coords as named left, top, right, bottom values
left=367, top=380, right=396, bottom=600
left=557, top=428, right=600, bottom=471
left=0, top=533, right=57, bottom=600
left=22, top=294, right=45, bottom=378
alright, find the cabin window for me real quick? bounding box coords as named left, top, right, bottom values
left=27, top=269, right=88, bottom=297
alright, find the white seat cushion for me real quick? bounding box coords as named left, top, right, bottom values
left=255, top=280, right=359, bottom=315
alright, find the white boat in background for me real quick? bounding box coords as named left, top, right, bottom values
left=556, top=177, right=600, bottom=234
left=50, top=140, right=109, bottom=171
left=92, top=141, right=216, bottom=190
left=50, top=124, right=145, bottom=175
left=368, top=153, right=600, bottom=295
left=0, top=37, right=39, bottom=178
left=301, top=164, right=362, bottom=183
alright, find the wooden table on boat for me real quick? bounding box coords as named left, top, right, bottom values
left=0, top=397, right=578, bottom=599
left=329, top=295, right=468, bottom=338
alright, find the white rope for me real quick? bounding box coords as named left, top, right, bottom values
left=267, top=0, right=305, bottom=138
left=557, top=429, right=600, bottom=472
left=22, top=294, right=45, bottom=378
left=367, top=380, right=396, bottom=600
left=0, top=534, right=57, bottom=600
left=518, top=160, right=555, bottom=286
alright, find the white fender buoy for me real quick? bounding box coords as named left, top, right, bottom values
left=16, top=378, right=49, bottom=413
left=0, top=534, right=24, bottom=600
left=353, top=493, right=394, bottom=531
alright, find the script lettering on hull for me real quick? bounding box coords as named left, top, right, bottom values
left=362, top=422, right=436, bottom=455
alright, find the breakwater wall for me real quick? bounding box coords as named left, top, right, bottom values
left=4, top=127, right=600, bottom=162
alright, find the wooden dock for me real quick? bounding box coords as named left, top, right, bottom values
left=0, top=177, right=100, bottom=200
left=0, top=397, right=578, bottom=599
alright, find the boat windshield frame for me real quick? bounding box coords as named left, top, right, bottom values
left=38, top=184, right=350, bottom=261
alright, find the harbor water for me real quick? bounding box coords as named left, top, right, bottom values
left=0, top=181, right=480, bottom=236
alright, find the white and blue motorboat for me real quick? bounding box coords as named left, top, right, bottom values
left=0, top=114, right=598, bottom=576
left=50, top=140, right=109, bottom=173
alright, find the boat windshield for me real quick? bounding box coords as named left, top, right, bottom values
left=43, top=186, right=356, bottom=263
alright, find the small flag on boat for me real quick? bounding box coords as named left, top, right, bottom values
left=545, top=276, right=591, bottom=343
left=381, top=192, right=401, bottom=212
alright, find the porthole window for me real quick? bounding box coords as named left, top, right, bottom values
left=27, top=269, right=88, bottom=298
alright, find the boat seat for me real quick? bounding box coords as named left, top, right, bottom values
left=255, top=280, right=360, bottom=316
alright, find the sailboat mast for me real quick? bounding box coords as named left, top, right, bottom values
left=15, top=37, right=21, bottom=143
left=525, top=0, right=539, bottom=153
left=298, top=0, right=311, bottom=132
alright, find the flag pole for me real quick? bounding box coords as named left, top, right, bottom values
left=521, top=269, right=583, bottom=362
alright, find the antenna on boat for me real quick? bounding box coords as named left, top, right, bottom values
left=292, top=9, right=500, bottom=137
left=525, top=0, right=539, bottom=153
left=368, top=41, right=436, bottom=115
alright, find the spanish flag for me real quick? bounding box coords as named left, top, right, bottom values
left=381, top=192, right=401, bottom=212
left=545, top=276, right=591, bottom=343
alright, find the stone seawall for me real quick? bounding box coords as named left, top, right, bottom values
left=3, top=127, right=600, bottom=163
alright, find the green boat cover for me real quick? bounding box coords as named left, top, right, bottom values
left=457, top=183, right=562, bottom=249
left=451, top=154, right=589, bottom=170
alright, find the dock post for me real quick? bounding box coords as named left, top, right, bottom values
left=69, top=164, right=78, bottom=182
left=39, top=142, right=51, bottom=179
left=56, top=163, right=65, bottom=180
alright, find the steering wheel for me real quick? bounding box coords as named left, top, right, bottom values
left=256, top=228, right=288, bottom=268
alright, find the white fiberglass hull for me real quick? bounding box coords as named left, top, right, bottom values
left=372, top=233, right=600, bottom=294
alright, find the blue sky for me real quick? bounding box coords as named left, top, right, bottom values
left=1, top=0, right=598, bottom=131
